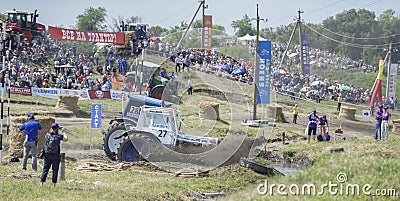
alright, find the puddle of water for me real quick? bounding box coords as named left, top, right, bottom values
left=270, top=162, right=303, bottom=174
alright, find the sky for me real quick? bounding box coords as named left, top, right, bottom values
left=2, top=0, right=399, bottom=34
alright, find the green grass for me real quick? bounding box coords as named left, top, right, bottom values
left=0, top=161, right=264, bottom=201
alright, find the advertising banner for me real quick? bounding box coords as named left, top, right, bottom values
left=257, top=40, right=271, bottom=104
left=32, top=87, right=60, bottom=99
left=203, top=15, right=212, bottom=49
left=110, top=90, right=129, bottom=101
left=9, top=86, right=32, bottom=96
left=88, top=90, right=111, bottom=99
left=48, top=26, right=125, bottom=44
left=388, top=64, right=398, bottom=99
left=301, top=34, right=310, bottom=75
left=60, top=89, right=90, bottom=100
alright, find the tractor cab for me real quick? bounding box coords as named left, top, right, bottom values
left=4, top=9, right=45, bottom=43
left=127, top=23, right=149, bottom=40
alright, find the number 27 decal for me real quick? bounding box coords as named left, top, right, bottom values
left=158, top=130, right=167, bottom=137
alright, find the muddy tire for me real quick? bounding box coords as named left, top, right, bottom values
left=149, top=85, right=165, bottom=100
left=239, top=157, right=278, bottom=175
left=117, top=131, right=162, bottom=162
left=102, top=123, right=128, bottom=161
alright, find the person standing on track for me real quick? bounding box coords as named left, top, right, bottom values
left=374, top=104, right=384, bottom=140
left=307, top=109, right=319, bottom=143
left=381, top=106, right=391, bottom=140
left=337, top=93, right=343, bottom=112
left=19, top=113, right=42, bottom=171
left=292, top=104, right=299, bottom=124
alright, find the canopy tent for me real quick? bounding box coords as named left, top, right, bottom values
left=310, top=81, right=326, bottom=87
left=237, top=34, right=266, bottom=41
left=232, top=67, right=246, bottom=75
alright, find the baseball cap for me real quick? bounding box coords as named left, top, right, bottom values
left=378, top=104, right=383, bottom=108
left=51, top=123, right=63, bottom=129
left=384, top=106, right=389, bottom=109
left=27, top=113, right=34, bottom=119
left=312, top=109, right=316, bottom=113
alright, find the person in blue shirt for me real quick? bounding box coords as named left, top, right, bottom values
left=374, top=104, right=384, bottom=140
left=40, top=123, right=68, bottom=187
left=19, top=113, right=42, bottom=171
left=307, top=109, right=319, bottom=143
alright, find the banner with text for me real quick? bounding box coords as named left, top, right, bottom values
left=48, top=26, right=125, bottom=44
left=91, top=104, right=102, bottom=128
left=110, top=89, right=130, bottom=101
left=203, top=15, right=212, bottom=49
left=388, top=64, right=398, bottom=98
left=60, top=89, right=90, bottom=100
left=301, top=34, right=310, bottom=75
left=9, top=86, right=32, bottom=96
left=32, top=87, right=60, bottom=99
left=257, top=40, right=271, bottom=104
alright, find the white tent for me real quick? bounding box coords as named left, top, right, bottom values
left=237, top=34, right=267, bottom=41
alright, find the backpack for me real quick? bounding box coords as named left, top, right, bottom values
left=44, top=133, right=59, bottom=154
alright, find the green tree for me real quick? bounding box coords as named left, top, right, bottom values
left=231, top=14, right=256, bottom=37
left=0, top=13, right=6, bottom=21
left=76, top=7, right=107, bottom=31
left=148, top=25, right=168, bottom=37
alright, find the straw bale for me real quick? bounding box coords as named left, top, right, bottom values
left=266, top=104, right=283, bottom=119
left=339, top=106, right=356, bottom=121
left=9, top=116, right=55, bottom=158
left=56, top=94, right=79, bottom=114
left=198, top=101, right=219, bottom=120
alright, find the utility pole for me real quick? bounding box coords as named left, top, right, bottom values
left=385, top=42, right=392, bottom=99
left=298, top=9, right=304, bottom=72
left=252, top=4, right=267, bottom=120
left=200, top=0, right=207, bottom=49
left=0, top=22, right=6, bottom=165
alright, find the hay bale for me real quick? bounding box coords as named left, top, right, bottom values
left=9, top=116, right=55, bottom=158
left=56, top=94, right=79, bottom=114
left=198, top=101, right=219, bottom=120
left=266, top=104, right=283, bottom=119
left=339, top=106, right=356, bottom=121
left=391, top=119, right=400, bottom=131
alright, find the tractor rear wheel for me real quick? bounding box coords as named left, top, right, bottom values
left=102, top=123, right=127, bottom=161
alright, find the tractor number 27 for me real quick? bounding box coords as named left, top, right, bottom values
left=158, top=130, right=167, bottom=137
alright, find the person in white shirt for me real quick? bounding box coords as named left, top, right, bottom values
left=188, top=79, right=193, bottom=95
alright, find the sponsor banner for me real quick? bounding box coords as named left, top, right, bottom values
left=88, top=90, right=111, bottom=99
left=60, top=89, right=90, bottom=100
left=203, top=15, right=212, bottom=49
left=32, top=87, right=60, bottom=99
left=257, top=40, right=271, bottom=104
left=91, top=104, right=102, bottom=128
left=388, top=64, right=398, bottom=99
left=301, top=34, right=310, bottom=75
left=9, top=85, right=32, bottom=96
left=48, top=26, right=125, bottom=44
left=110, top=89, right=129, bottom=101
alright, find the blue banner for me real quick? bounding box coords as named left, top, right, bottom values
left=301, top=34, right=310, bottom=75
left=257, top=40, right=271, bottom=104
left=91, top=103, right=102, bottom=128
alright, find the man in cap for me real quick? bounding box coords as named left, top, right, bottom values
left=374, top=104, right=384, bottom=140
left=19, top=113, right=43, bottom=171
left=292, top=104, right=299, bottom=124
left=40, top=122, right=68, bottom=187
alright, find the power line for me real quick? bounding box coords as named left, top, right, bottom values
left=357, top=0, right=385, bottom=9
left=316, top=24, right=400, bottom=40
left=303, top=23, right=400, bottom=49
left=307, top=0, right=346, bottom=14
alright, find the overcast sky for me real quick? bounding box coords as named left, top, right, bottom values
left=2, top=0, right=399, bottom=34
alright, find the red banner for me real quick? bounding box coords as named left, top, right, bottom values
left=88, top=90, right=111, bottom=99
left=48, top=26, right=125, bottom=44
left=203, top=15, right=212, bottom=49
left=9, top=86, right=32, bottom=96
